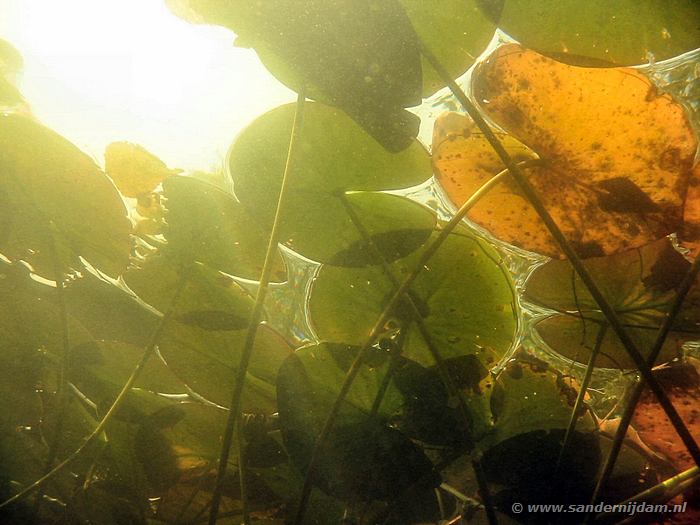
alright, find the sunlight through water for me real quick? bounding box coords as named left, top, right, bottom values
left=0, top=0, right=295, bottom=171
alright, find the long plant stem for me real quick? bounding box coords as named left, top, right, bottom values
left=622, top=465, right=700, bottom=504
left=292, top=164, right=520, bottom=525
left=555, top=323, right=608, bottom=479
left=594, top=466, right=699, bottom=523
left=207, top=90, right=306, bottom=525
left=472, top=455, right=499, bottom=525
left=439, top=482, right=480, bottom=507
left=419, top=41, right=700, bottom=469
left=585, top=254, right=700, bottom=521
left=368, top=328, right=407, bottom=419
left=0, top=266, right=190, bottom=510
left=34, top=225, right=72, bottom=515
left=340, top=194, right=498, bottom=522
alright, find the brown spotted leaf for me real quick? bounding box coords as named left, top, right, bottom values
left=681, top=163, right=700, bottom=257
left=435, top=44, right=698, bottom=258
left=632, top=358, right=700, bottom=472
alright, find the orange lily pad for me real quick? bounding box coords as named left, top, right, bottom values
left=105, top=142, right=181, bottom=198
left=434, top=44, right=698, bottom=258
left=681, top=163, right=700, bottom=257
left=632, top=358, right=700, bottom=473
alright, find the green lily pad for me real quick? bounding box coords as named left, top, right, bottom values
left=482, top=429, right=601, bottom=521
left=167, top=0, right=423, bottom=151
left=131, top=401, right=237, bottom=489
left=309, top=226, right=517, bottom=367
left=163, top=175, right=286, bottom=281
left=63, top=265, right=160, bottom=348
left=0, top=266, right=45, bottom=462
left=0, top=78, right=23, bottom=109
left=100, top=396, right=237, bottom=499
left=478, top=0, right=700, bottom=66
left=533, top=316, right=687, bottom=370
left=524, top=238, right=700, bottom=368
left=159, top=323, right=291, bottom=414
left=0, top=39, right=24, bottom=109
left=276, top=343, right=439, bottom=501
left=0, top=39, right=23, bottom=77
left=0, top=261, right=110, bottom=480
left=0, top=259, right=100, bottom=379
left=229, top=102, right=434, bottom=265
left=401, top=0, right=496, bottom=96
left=230, top=103, right=430, bottom=194
left=392, top=355, right=493, bottom=446
left=0, top=114, right=131, bottom=278
left=70, top=341, right=187, bottom=402
left=484, top=354, right=595, bottom=450
left=466, top=356, right=602, bottom=519
left=124, top=255, right=255, bottom=319
left=124, top=256, right=288, bottom=412
left=480, top=427, right=659, bottom=522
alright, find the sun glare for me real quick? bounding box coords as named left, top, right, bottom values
left=0, top=0, right=295, bottom=170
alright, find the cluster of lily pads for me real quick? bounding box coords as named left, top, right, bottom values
left=1, top=1, right=700, bottom=524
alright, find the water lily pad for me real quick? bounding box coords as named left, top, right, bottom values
left=163, top=175, right=286, bottom=281
left=104, top=142, right=181, bottom=198
left=124, top=256, right=290, bottom=412
left=400, top=0, right=496, bottom=96
left=470, top=357, right=604, bottom=518
left=524, top=238, right=700, bottom=368
left=0, top=38, right=23, bottom=77
left=481, top=429, right=601, bottom=521
left=63, top=265, right=160, bottom=348
left=0, top=77, right=23, bottom=109
left=484, top=354, right=595, bottom=449
left=478, top=0, right=700, bottom=66
left=309, top=226, right=517, bottom=368
left=0, top=39, right=25, bottom=109
left=632, top=358, right=700, bottom=472
left=0, top=259, right=101, bottom=374
left=125, top=255, right=255, bottom=318
left=0, top=114, right=131, bottom=278
left=159, top=322, right=291, bottom=414
left=456, top=44, right=698, bottom=258
left=681, top=163, right=700, bottom=256
left=166, top=0, right=423, bottom=151
left=433, top=111, right=544, bottom=252
left=229, top=102, right=435, bottom=265
left=70, top=341, right=187, bottom=402
left=276, top=343, right=439, bottom=500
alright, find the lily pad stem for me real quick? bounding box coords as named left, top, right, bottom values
left=34, top=223, right=72, bottom=517
left=595, top=465, right=699, bottom=523
left=553, top=323, right=607, bottom=499
left=207, top=89, right=306, bottom=525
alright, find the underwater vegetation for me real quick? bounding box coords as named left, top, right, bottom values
left=1, top=1, right=700, bottom=524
